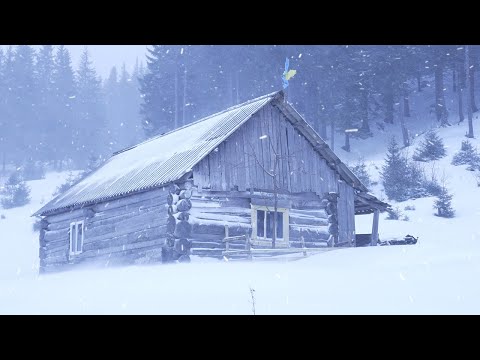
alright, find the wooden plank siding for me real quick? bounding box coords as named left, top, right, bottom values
left=40, top=187, right=169, bottom=272
left=193, top=103, right=339, bottom=196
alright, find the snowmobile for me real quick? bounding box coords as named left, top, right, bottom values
left=378, top=234, right=418, bottom=246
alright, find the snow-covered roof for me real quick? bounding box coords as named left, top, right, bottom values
left=35, top=90, right=375, bottom=217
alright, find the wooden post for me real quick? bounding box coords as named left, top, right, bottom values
left=245, top=232, right=252, bottom=261
left=224, top=225, right=229, bottom=252
left=371, top=209, right=379, bottom=246
left=301, top=235, right=307, bottom=257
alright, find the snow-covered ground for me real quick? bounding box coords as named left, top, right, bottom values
left=1, top=80, right=480, bottom=314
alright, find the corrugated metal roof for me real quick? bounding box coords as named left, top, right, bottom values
left=34, top=92, right=280, bottom=216
left=35, top=90, right=384, bottom=217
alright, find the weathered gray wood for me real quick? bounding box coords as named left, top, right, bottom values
left=87, top=204, right=165, bottom=230
left=176, top=199, right=192, bottom=212
left=80, top=238, right=166, bottom=259
left=41, top=244, right=69, bottom=258
left=166, top=215, right=176, bottom=234
left=191, top=102, right=343, bottom=198
left=91, top=188, right=167, bottom=213
left=84, top=211, right=161, bottom=240
left=223, top=247, right=332, bottom=255
left=46, top=208, right=86, bottom=224
left=371, top=209, right=379, bottom=246
left=191, top=240, right=224, bottom=249
left=82, top=226, right=166, bottom=252
left=290, top=214, right=329, bottom=227
left=40, top=253, right=68, bottom=266
left=179, top=189, right=192, bottom=199
left=223, top=235, right=246, bottom=243
left=92, top=197, right=167, bottom=222
left=174, top=220, right=191, bottom=238
left=43, top=228, right=70, bottom=243
left=190, top=248, right=223, bottom=257
left=224, top=225, right=229, bottom=252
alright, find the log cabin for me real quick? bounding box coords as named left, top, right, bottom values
left=33, top=90, right=390, bottom=273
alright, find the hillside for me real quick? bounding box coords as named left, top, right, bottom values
left=1, top=77, right=480, bottom=314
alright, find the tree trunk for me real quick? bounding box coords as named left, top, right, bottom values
left=384, top=80, right=394, bottom=124
left=343, top=132, right=351, bottom=152
left=403, top=95, right=410, bottom=117
left=236, top=72, right=240, bottom=104
left=183, top=65, right=187, bottom=126
left=174, top=65, right=178, bottom=129
left=400, top=99, right=410, bottom=147
left=228, top=72, right=234, bottom=106
left=470, top=60, right=478, bottom=113
left=458, top=87, right=465, bottom=123
left=453, top=69, right=457, bottom=93
left=360, top=89, right=370, bottom=135
left=318, top=87, right=328, bottom=139
left=272, top=155, right=279, bottom=249
left=330, top=118, right=335, bottom=151
left=458, top=62, right=465, bottom=123
left=1, top=151, right=5, bottom=174
left=417, top=74, right=422, bottom=92
left=466, top=45, right=474, bottom=138
left=435, top=62, right=450, bottom=126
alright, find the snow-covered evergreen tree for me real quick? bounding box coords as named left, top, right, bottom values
left=413, top=129, right=447, bottom=162
left=451, top=140, right=480, bottom=169
left=0, top=172, right=31, bottom=209
left=349, top=158, right=372, bottom=189
left=381, top=137, right=411, bottom=201
left=433, top=186, right=455, bottom=218
left=35, top=45, right=56, bottom=162
left=73, top=47, right=106, bottom=167
left=11, top=46, right=37, bottom=163
left=139, top=45, right=178, bottom=137
left=22, top=158, right=45, bottom=180
left=52, top=45, right=77, bottom=169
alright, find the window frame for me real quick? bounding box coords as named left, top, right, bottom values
left=251, top=205, right=289, bottom=247
left=69, top=220, right=85, bottom=256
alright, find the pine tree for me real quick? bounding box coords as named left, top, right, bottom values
left=52, top=45, right=76, bottom=169
left=73, top=47, right=106, bottom=167
left=118, top=63, right=142, bottom=146
left=433, top=186, right=455, bottom=218
left=413, top=129, right=447, bottom=162
left=11, top=45, right=37, bottom=163
left=0, top=48, right=6, bottom=173
left=104, top=66, right=121, bottom=153
left=35, top=45, right=56, bottom=162
left=139, top=45, right=177, bottom=137
left=0, top=171, right=31, bottom=209
left=381, top=137, right=411, bottom=201
left=349, top=158, right=372, bottom=189
left=451, top=140, right=480, bottom=168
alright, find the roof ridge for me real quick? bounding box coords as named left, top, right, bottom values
left=113, top=90, right=283, bottom=156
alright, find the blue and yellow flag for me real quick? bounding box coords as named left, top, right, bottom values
left=282, top=58, right=297, bottom=89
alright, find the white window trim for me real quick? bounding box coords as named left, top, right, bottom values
left=69, top=220, right=84, bottom=256
left=251, top=205, right=289, bottom=247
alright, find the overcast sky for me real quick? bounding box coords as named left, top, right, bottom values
left=1, top=45, right=149, bottom=79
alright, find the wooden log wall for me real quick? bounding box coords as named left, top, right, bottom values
left=164, top=181, right=193, bottom=262
left=337, top=180, right=356, bottom=246
left=39, top=187, right=169, bottom=273
left=188, top=188, right=332, bottom=256
left=325, top=192, right=339, bottom=247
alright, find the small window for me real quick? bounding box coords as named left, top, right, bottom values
left=252, top=206, right=289, bottom=246
left=69, top=220, right=84, bottom=256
